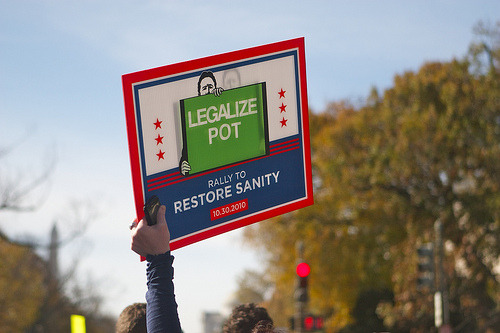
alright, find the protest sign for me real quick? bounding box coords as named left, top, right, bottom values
left=122, top=37, right=313, bottom=250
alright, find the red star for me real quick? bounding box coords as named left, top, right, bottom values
left=155, top=134, right=164, bottom=145
left=278, top=88, right=286, bottom=99
left=279, top=103, right=287, bottom=113
left=156, top=149, right=165, bottom=160
left=280, top=117, right=288, bottom=127
left=154, top=118, right=162, bottom=129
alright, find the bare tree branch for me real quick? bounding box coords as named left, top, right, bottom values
left=8, top=199, right=98, bottom=250
left=0, top=143, right=57, bottom=212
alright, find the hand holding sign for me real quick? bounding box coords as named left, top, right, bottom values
left=131, top=205, right=171, bottom=257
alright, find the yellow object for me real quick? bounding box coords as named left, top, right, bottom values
left=71, top=314, right=86, bottom=333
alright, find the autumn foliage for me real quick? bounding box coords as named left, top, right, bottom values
left=244, top=24, right=500, bottom=332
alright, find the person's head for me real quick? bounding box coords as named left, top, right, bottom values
left=198, top=71, right=217, bottom=96
left=252, top=320, right=275, bottom=333
left=223, top=303, right=274, bottom=333
left=115, top=303, right=147, bottom=333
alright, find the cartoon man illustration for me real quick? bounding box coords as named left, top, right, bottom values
left=198, top=71, right=224, bottom=96
left=179, top=71, right=224, bottom=176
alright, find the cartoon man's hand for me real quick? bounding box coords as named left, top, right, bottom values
left=212, top=87, right=224, bottom=97
left=180, top=160, right=191, bottom=176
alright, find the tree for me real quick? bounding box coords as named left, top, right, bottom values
left=0, top=134, right=55, bottom=212
left=0, top=233, right=46, bottom=332
left=243, top=24, right=500, bottom=332
left=0, top=138, right=115, bottom=332
left=228, top=269, right=273, bottom=309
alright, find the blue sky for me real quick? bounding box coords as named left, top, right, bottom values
left=1, top=1, right=499, bottom=332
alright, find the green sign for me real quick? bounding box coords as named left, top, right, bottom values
left=180, top=83, right=269, bottom=174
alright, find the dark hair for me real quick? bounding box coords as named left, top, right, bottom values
left=252, top=320, right=275, bottom=333
left=223, top=303, right=274, bottom=333
left=197, top=71, right=217, bottom=96
left=115, top=303, right=147, bottom=333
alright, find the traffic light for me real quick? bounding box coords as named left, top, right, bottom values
left=417, top=243, right=434, bottom=290
left=303, top=315, right=324, bottom=331
left=290, top=315, right=324, bottom=331
left=295, top=262, right=310, bottom=302
left=304, top=316, right=314, bottom=330
left=297, top=262, right=310, bottom=285
left=315, top=317, right=324, bottom=329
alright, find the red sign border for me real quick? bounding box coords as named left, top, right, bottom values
left=122, top=37, right=313, bottom=250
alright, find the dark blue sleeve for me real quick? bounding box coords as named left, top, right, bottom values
left=145, top=252, right=182, bottom=333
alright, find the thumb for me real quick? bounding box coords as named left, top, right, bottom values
left=157, top=205, right=167, bottom=224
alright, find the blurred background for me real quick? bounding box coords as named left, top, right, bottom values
left=1, top=1, right=499, bottom=332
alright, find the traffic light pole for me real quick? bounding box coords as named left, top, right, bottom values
left=434, top=219, right=451, bottom=332
left=295, top=241, right=307, bottom=333
left=295, top=298, right=306, bottom=333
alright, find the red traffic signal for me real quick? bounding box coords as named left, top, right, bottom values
left=304, top=316, right=314, bottom=330
left=296, top=262, right=310, bottom=277
left=303, top=315, right=324, bottom=331
left=315, top=316, right=324, bottom=329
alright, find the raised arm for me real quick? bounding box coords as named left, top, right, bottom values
left=130, top=205, right=182, bottom=333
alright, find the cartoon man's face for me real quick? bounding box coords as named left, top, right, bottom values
left=199, top=77, right=215, bottom=95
